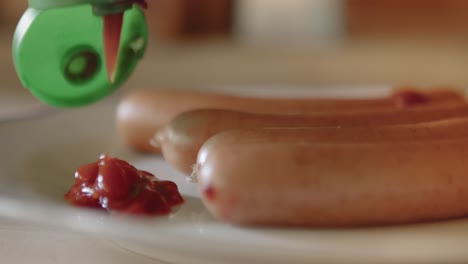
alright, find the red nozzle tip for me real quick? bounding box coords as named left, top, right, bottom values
left=103, top=13, right=124, bottom=83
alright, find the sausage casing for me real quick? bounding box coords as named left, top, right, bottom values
left=196, top=129, right=468, bottom=227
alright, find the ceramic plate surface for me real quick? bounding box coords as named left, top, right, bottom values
left=2, top=85, right=468, bottom=264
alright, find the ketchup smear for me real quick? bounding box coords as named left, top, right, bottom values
left=65, top=155, right=184, bottom=216
left=392, top=90, right=429, bottom=108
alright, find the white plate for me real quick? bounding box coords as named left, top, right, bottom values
left=2, top=85, right=468, bottom=264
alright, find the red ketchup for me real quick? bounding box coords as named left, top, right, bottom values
left=392, top=90, right=429, bottom=108
left=65, top=155, right=184, bottom=216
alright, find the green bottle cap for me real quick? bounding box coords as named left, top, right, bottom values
left=12, top=4, right=148, bottom=107
left=28, top=0, right=91, bottom=10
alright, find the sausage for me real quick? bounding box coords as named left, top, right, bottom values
left=192, top=118, right=468, bottom=149
left=116, top=88, right=464, bottom=153
left=158, top=103, right=468, bottom=174
left=195, top=130, right=468, bottom=227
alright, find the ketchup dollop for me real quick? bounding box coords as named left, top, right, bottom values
left=392, top=90, right=429, bottom=108
left=65, top=155, right=184, bottom=215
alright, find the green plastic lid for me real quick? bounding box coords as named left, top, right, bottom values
left=12, top=4, right=148, bottom=107
left=28, top=0, right=90, bottom=10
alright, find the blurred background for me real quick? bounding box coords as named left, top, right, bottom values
left=2, top=0, right=468, bottom=95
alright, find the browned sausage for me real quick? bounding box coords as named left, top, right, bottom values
left=158, top=103, right=468, bottom=174
left=116, top=88, right=464, bottom=153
